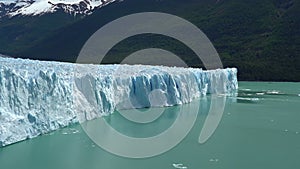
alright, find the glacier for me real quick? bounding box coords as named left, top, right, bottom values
left=0, top=57, right=238, bottom=147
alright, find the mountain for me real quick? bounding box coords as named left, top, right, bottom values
left=0, top=0, right=299, bottom=81
left=0, top=0, right=117, bottom=17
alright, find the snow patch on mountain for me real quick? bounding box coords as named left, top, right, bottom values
left=0, top=0, right=118, bottom=17
left=12, top=1, right=53, bottom=15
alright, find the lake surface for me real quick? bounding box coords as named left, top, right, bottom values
left=1, top=82, right=300, bottom=169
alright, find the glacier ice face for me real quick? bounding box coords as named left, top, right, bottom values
left=0, top=57, right=238, bottom=147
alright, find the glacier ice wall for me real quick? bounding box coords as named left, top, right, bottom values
left=0, top=57, right=238, bottom=147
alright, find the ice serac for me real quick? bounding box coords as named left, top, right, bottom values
left=0, top=57, right=238, bottom=147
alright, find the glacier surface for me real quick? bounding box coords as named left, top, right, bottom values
left=0, top=57, right=238, bottom=147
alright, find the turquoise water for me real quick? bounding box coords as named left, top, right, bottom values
left=1, top=82, right=300, bottom=169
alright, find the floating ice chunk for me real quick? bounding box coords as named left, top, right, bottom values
left=209, top=158, right=219, bottom=162
left=266, top=90, right=282, bottom=95
left=237, top=97, right=260, bottom=101
left=172, top=163, right=187, bottom=169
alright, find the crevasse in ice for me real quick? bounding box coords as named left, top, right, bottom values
left=0, top=57, right=238, bottom=147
